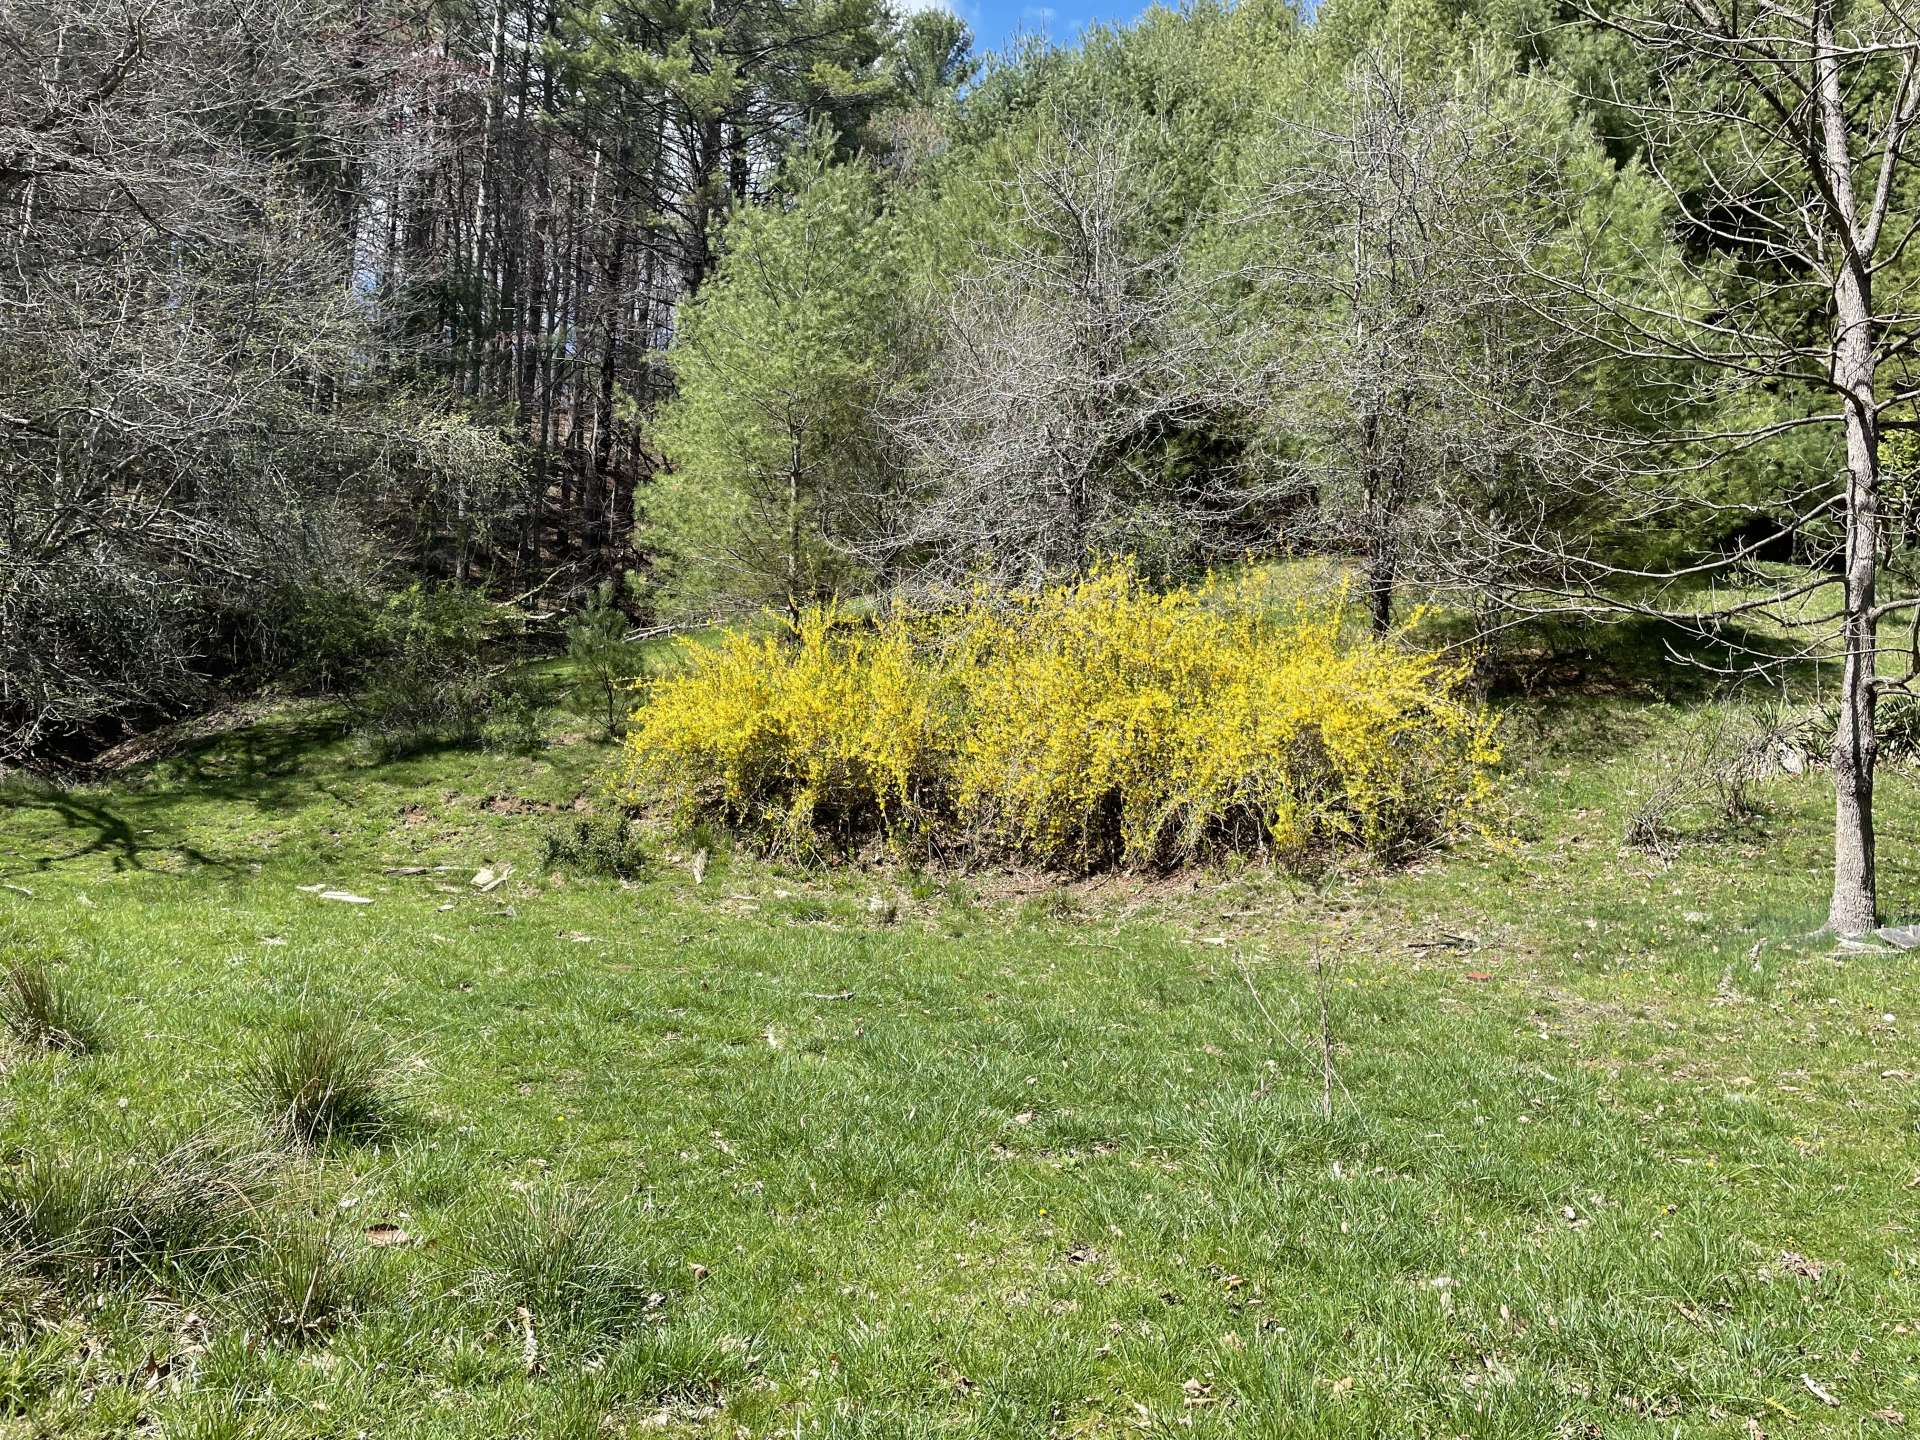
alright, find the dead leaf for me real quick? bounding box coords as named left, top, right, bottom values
left=1465, top=970, right=1493, bottom=982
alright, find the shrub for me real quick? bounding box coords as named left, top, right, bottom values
left=241, top=1011, right=394, bottom=1148
left=354, top=585, right=520, bottom=756
left=621, top=565, right=1499, bottom=871
left=540, top=815, right=648, bottom=880
left=0, top=955, right=102, bottom=1055
left=1623, top=702, right=1785, bottom=854
left=482, top=669, right=553, bottom=755
left=260, top=586, right=382, bottom=695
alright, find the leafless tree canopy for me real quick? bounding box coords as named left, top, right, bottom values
left=0, top=0, right=408, bottom=756
left=1228, top=50, right=1624, bottom=634
left=877, top=118, right=1239, bottom=588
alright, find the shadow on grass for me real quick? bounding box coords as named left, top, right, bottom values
left=1444, top=611, right=1832, bottom=772
left=168, top=715, right=357, bottom=809
left=0, top=710, right=354, bottom=878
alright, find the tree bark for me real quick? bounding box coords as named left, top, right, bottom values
left=1826, top=272, right=1881, bottom=936
left=786, top=425, right=803, bottom=624
left=1816, top=0, right=1881, bottom=935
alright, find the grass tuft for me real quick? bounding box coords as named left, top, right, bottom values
left=0, top=1134, right=268, bottom=1288
left=539, top=814, right=648, bottom=879
left=0, top=954, right=103, bottom=1055
left=241, top=1223, right=369, bottom=1344
left=467, top=1184, right=658, bottom=1340
left=241, top=1011, right=395, bottom=1148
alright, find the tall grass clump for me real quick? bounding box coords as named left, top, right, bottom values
left=465, top=1184, right=657, bottom=1341
left=0, top=1134, right=268, bottom=1288
left=241, top=1223, right=370, bottom=1343
left=0, top=954, right=103, bottom=1055
left=621, top=565, right=1499, bottom=870
left=241, top=1011, right=395, bottom=1147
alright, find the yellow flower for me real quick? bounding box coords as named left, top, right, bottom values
left=619, top=563, right=1498, bottom=870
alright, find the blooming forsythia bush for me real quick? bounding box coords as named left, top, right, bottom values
left=621, top=568, right=1499, bottom=870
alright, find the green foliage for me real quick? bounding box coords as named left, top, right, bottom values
left=262, top=588, right=383, bottom=696
left=240, top=1012, right=395, bottom=1148
left=482, top=669, right=554, bottom=756
left=354, top=585, right=520, bottom=757
left=539, top=814, right=648, bottom=880
left=564, top=582, right=646, bottom=738
left=891, top=9, right=978, bottom=106
left=646, top=142, right=909, bottom=617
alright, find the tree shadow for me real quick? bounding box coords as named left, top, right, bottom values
left=0, top=787, right=235, bottom=876
left=1481, top=608, right=1826, bottom=697
left=154, top=709, right=355, bottom=814
left=0, top=709, right=354, bottom=879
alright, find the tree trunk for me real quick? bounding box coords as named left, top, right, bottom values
left=1817, top=0, right=1881, bottom=936
left=1360, top=412, right=1395, bottom=637
left=590, top=174, right=630, bottom=576
left=1827, top=263, right=1880, bottom=935
left=1364, top=525, right=1394, bottom=636
left=680, top=113, right=726, bottom=298
left=785, top=428, right=803, bottom=624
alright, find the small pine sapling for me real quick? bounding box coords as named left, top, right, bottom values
left=567, top=583, right=647, bottom=739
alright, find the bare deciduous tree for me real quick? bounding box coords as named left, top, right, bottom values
left=0, top=0, right=513, bottom=758
left=1234, top=49, right=1612, bottom=635
left=1516, top=0, right=1920, bottom=934
left=879, top=118, right=1231, bottom=587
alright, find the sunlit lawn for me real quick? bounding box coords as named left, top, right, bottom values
left=1, top=668, right=1917, bottom=1437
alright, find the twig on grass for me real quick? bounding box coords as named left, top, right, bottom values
left=1313, top=946, right=1335, bottom=1122
left=1233, top=951, right=1354, bottom=1117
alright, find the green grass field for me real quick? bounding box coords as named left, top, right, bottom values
left=2, top=669, right=1918, bottom=1437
